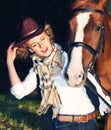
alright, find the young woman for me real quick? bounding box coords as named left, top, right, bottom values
left=7, top=16, right=111, bottom=130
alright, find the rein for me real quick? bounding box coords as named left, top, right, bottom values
left=67, top=25, right=105, bottom=69
left=86, top=73, right=111, bottom=108
left=68, top=42, right=96, bottom=55
left=68, top=8, right=105, bottom=69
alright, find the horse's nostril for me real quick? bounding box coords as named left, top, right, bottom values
left=78, top=74, right=81, bottom=78
left=78, top=71, right=84, bottom=79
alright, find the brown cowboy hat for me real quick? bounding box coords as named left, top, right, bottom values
left=14, top=16, right=45, bottom=47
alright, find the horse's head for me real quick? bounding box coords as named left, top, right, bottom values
left=66, top=0, right=107, bottom=87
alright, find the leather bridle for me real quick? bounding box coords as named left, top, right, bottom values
left=68, top=8, right=105, bottom=69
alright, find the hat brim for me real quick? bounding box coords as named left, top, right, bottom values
left=14, top=24, right=45, bottom=48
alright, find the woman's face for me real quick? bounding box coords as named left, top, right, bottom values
left=26, top=32, right=53, bottom=58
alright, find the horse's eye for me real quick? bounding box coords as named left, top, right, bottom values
left=95, top=25, right=101, bottom=31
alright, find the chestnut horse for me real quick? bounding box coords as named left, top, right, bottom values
left=65, top=0, right=111, bottom=129
left=66, top=0, right=111, bottom=92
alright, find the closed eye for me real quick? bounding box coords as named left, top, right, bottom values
left=32, top=44, right=37, bottom=47
left=40, top=37, right=45, bottom=41
left=31, top=42, right=38, bottom=48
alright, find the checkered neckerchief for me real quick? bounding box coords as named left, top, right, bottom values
left=31, top=43, right=65, bottom=118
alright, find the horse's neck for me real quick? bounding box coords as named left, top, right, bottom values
left=103, top=14, right=111, bottom=59
left=96, top=14, right=111, bottom=67
left=105, top=14, right=111, bottom=30
left=95, top=14, right=111, bottom=93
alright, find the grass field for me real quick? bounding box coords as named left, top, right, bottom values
left=0, top=91, right=46, bottom=130
left=0, top=89, right=105, bottom=130
left=0, top=70, right=53, bottom=130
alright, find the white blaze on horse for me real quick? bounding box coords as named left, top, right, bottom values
left=67, top=12, right=92, bottom=86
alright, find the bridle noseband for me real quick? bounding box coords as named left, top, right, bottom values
left=68, top=8, right=105, bottom=69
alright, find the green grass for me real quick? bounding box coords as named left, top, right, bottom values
left=0, top=91, right=44, bottom=130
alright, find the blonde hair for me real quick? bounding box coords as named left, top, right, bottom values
left=16, top=24, right=54, bottom=59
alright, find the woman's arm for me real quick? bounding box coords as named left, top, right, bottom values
left=10, top=70, right=37, bottom=99
left=6, top=44, right=21, bottom=86
left=7, top=44, right=37, bottom=99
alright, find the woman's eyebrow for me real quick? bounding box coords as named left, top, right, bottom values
left=28, top=42, right=37, bottom=47
left=40, top=35, right=45, bottom=40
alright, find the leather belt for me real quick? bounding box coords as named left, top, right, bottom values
left=57, top=111, right=97, bottom=123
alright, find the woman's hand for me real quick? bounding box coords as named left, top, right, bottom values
left=7, top=43, right=18, bottom=65
left=106, top=107, right=111, bottom=114
left=6, top=43, right=21, bottom=86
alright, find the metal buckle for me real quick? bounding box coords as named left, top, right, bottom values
left=72, top=115, right=74, bottom=122
left=80, top=114, right=88, bottom=123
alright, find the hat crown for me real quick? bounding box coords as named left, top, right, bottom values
left=14, top=17, right=45, bottom=47
left=18, top=17, right=39, bottom=37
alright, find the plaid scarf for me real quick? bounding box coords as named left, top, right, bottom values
left=31, top=43, right=65, bottom=118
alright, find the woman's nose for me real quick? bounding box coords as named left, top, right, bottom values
left=38, top=42, right=44, bottom=48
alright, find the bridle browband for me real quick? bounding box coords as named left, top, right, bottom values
left=68, top=42, right=96, bottom=56
left=72, top=8, right=104, bottom=15
left=68, top=8, right=105, bottom=69
left=70, top=8, right=104, bottom=19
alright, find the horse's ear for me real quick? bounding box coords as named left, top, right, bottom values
left=100, top=0, right=108, bottom=9
left=103, top=0, right=108, bottom=5
left=103, top=0, right=108, bottom=3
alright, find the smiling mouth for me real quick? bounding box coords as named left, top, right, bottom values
left=42, top=48, right=48, bottom=53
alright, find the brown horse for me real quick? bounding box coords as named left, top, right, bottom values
left=65, top=0, right=111, bottom=129
left=66, top=0, right=111, bottom=90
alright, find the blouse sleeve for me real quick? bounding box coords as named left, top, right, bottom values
left=61, top=51, right=68, bottom=76
left=10, top=69, right=37, bottom=99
